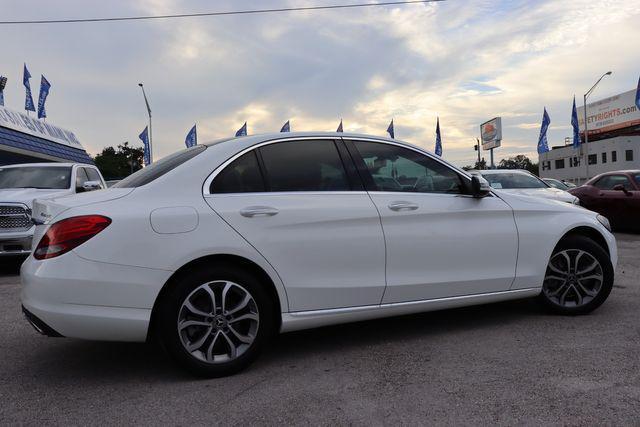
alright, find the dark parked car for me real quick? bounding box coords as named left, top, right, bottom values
left=569, top=170, right=640, bottom=231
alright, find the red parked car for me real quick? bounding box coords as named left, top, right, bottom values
left=569, top=170, right=640, bottom=231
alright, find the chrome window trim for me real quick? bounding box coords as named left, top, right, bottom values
left=201, top=134, right=491, bottom=197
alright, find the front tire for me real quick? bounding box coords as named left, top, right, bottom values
left=539, top=235, right=613, bottom=315
left=157, top=266, right=275, bottom=377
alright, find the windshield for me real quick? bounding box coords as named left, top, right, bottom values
left=544, top=179, right=568, bottom=190
left=114, top=145, right=206, bottom=188
left=0, top=166, right=72, bottom=190
left=482, top=172, right=548, bottom=189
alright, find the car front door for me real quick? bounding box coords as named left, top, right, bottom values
left=591, top=175, right=633, bottom=228
left=346, top=139, right=518, bottom=303
left=204, top=138, right=386, bottom=312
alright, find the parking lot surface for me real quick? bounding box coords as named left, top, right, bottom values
left=1, top=233, right=639, bottom=425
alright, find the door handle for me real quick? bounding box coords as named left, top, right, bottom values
left=388, top=201, right=419, bottom=211
left=240, top=206, right=279, bottom=217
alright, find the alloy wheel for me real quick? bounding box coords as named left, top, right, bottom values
left=178, top=281, right=259, bottom=364
left=543, top=249, right=604, bottom=308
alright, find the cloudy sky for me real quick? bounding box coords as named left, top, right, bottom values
left=1, top=0, right=639, bottom=166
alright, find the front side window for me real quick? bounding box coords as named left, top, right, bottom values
left=85, top=168, right=103, bottom=186
left=594, top=175, right=632, bottom=190
left=259, top=140, right=350, bottom=192
left=353, top=141, right=463, bottom=194
left=0, top=166, right=72, bottom=190
left=210, top=151, right=265, bottom=194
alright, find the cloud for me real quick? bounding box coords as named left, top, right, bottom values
left=0, top=0, right=638, bottom=168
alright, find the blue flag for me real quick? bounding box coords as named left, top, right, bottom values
left=571, top=96, right=581, bottom=148
left=336, top=119, right=343, bottom=133
left=387, top=119, right=394, bottom=139
left=37, top=75, right=51, bottom=119
left=185, top=124, right=197, bottom=148
left=435, top=117, right=442, bottom=156
left=537, top=108, right=550, bottom=154
left=636, top=75, right=640, bottom=110
left=139, top=126, right=151, bottom=166
left=23, top=64, right=35, bottom=112
left=280, top=120, right=290, bottom=133
left=235, top=122, right=247, bottom=137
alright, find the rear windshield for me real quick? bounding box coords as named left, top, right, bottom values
left=482, top=172, right=547, bottom=189
left=113, top=146, right=206, bottom=188
left=0, top=166, right=72, bottom=189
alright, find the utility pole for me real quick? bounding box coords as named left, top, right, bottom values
left=583, top=71, right=612, bottom=181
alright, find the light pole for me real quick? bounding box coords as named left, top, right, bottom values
left=583, top=71, right=611, bottom=181
left=138, top=83, right=153, bottom=163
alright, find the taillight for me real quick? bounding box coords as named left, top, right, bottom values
left=34, top=215, right=111, bottom=260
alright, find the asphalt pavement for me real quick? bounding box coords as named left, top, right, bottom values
left=1, top=234, right=639, bottom=425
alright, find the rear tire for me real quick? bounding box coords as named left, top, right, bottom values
left=538, top=235, right=613, bottom=315
left=157, top=265, right=275, bottom=378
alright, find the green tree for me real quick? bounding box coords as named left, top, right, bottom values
left=94, top=142, right=143, bottom=180
left=498, top=155, right=539, bottom=175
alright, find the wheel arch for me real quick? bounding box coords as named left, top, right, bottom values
left=555, top=225, right=610, bottom=257
left=147, top=254, right=284, bottom=342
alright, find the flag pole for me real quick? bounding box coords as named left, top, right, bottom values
left=138, top=83, right=153, bottom=163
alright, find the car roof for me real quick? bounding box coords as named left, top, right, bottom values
left=0, top=162, right=86, bottom=168
left=204, top=131, right=418, bottom=153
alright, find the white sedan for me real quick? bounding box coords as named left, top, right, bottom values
left=476, top=169, right=580, bottom=204
left=21, top=133, right=617, bottom=377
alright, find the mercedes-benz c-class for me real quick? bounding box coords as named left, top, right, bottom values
left=21, top=133, right=617, bottom=377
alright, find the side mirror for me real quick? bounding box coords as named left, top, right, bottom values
left=612, top=184, right=631, bottom=195
left=81, top=180, right=102, bottom=192
left=471, top=175, right=491, bottom=198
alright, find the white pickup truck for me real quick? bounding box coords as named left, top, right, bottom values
left=0, top=163, right=106, bottom=256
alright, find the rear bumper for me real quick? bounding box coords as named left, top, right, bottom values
left=20, top=251, right=173, bottom=342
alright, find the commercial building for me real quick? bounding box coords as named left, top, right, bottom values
left=0, top=105, right=93, bottom=166
left=539, top=89, right=640, bottom=185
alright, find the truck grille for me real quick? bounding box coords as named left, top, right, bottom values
left=0, top=205, right=32, bottom=230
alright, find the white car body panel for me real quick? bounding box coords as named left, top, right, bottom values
left=206, top=192, right=386, bottom=311
left=20, top=132, right=617, bottom=342
left=367, top=192, right=518, bottom=302
left=494, top=187, right=577, bottom=204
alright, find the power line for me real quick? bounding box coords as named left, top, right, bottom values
left=0, top=1, right=444, bottom=25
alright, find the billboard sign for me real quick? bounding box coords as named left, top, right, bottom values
left=577, top=89, right=640, bottom=136
left=480, top=117, right=502, bottom=150
left=0, top=105, right=84, bottom=150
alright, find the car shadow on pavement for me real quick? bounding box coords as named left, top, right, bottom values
left=0, top=256, right=25, bottom=276
left=20, top=297, right=543, bottom=382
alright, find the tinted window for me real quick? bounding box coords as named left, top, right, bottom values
left=626, top=150, right=634, bottom=161
left=482, top=172, right=547, bottom=189
left=0, top=166, right=71, bottom=189
left=555, top=159, right=565, bottom=169
left=211, top=151, right=265, bottom=194
left=612, top=151, right=617, bottom=162
left=259, top=140, right=350, bottom=192
left=114, top=146, right=206, bottom=188
left=634, top=174, right=640, bottom=186
left=594, top=175, right=632, bottom=190
left=354, top=141, right=463, bottom=193
left=75, top=168, right=89, bottom=189
left=601, top=152, right=607, bottom=164
left=588, top=154, right=597, bottom=165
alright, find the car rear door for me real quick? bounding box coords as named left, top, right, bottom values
left=345, top=138, right=518, bottom=303
left=591, top=175, right=633, bottom=227
left=204, top=138, right=386, bottom=312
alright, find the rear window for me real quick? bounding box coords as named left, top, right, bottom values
left=113, top=146, right=206, bottom=188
